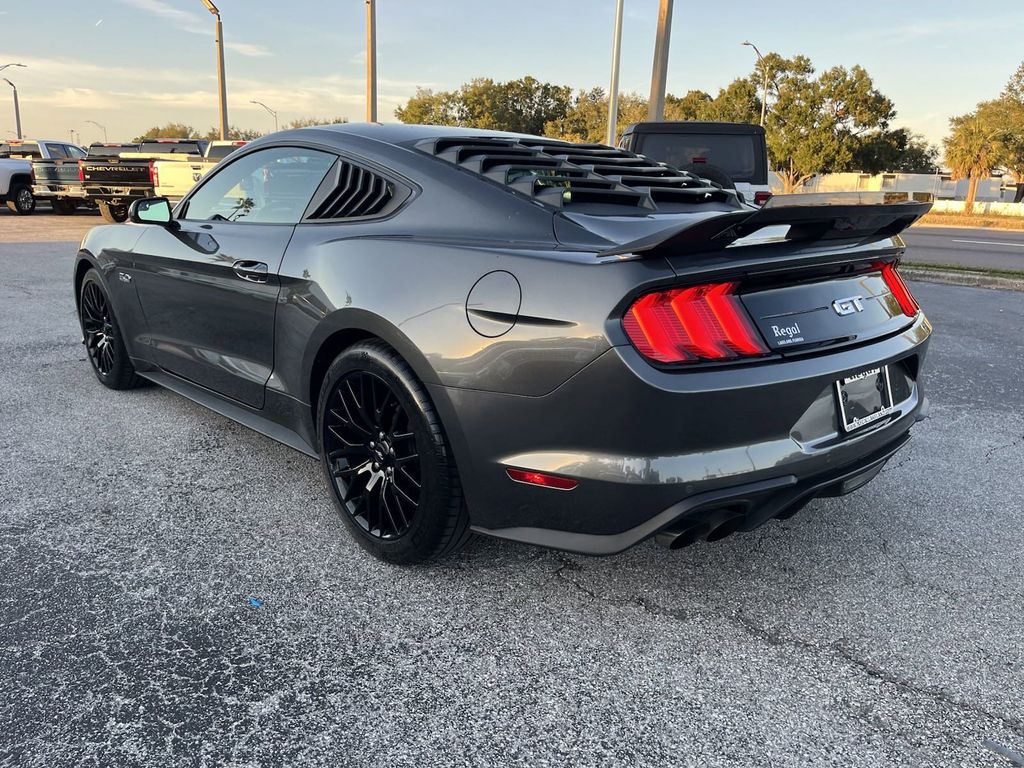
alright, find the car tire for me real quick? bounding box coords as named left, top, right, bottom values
left=97, top=201, right=129, bottom=223
left=5, top=183, right=35, bottom=215
left=317, top=340, right=471, bottom=564
left=78, top=269, right=143, bottom=390
left=52, top=198, right=77, bottom=215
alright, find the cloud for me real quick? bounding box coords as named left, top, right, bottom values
left=116, top=0, right=272, bottom=57
left=118, top=0, right=206, bottom=35
left=226, top=42, right=272, bottom=58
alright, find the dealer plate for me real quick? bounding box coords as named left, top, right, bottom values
left=835, top=366, right=895, bottom=432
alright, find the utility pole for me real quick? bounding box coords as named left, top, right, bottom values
left=742, top=41, right=769, bottom=126
left=3, top=79, right=21, bottom=139
left=366, top=0, right=377, bottom=122
left=647, top=0, right=674, bottom=121
left=202, top=1, right=230, bottom=140
left=606, top=0, right=625, bottom=146
left=86, top=120, right=107, bottom=142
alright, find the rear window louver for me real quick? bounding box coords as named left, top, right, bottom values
left=416, top=136, right=734, bottom=211
left=308, top=160, right=394, bottom=219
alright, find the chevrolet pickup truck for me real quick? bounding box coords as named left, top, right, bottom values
left=153, top=140, right=248, bottom=201
left=32, top=143, right=140, bottom=214
left=80, top=138, right=208, bottom=222
left=0, top=139, right=86, bottom=214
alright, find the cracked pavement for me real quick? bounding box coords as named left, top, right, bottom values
left=1, top=232, right=1023, bottom=767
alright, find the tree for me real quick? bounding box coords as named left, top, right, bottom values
left=285, top=116, right=350, bottom=129
left=132, top=123, right=200, bottom=142
left=850, top=128, right=939, bottom=174
left=698, top=80, right=761, bottom=124
left=943, top=112, right=1000, bottom=211
left=544, top=88, right=647, bottom=144
left=664, top=89, right=712, bottom=120
left=989, top=62, right=1024, bottom=202
left=202, top=126, right=264, bottom=141
left=761, top=56, right=896, bottom=192
left=396, top=76, right=574, bottom=135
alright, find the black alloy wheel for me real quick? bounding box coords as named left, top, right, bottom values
left=317, top=341, right=470, bottom=563
left=78, top=270, right=141, bottom=390
left=6, top=184, right=35, bottom=214
left=81, top=280, right=116, bottom=376
left=324, top=370, right=422, bottom=540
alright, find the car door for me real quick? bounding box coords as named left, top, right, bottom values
left=131, top=146, right=336, bottom=408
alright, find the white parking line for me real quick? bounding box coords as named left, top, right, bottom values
left=952, top=239, right=1024, bottom=248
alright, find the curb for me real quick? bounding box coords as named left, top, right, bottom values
left=902, top=266, right=1024, bottom=292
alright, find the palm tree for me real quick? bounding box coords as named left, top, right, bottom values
left=943, top=113, right=999, bottom=212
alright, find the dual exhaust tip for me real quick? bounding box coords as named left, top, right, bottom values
left=654, top=511, right=745, bottom=550
left=654, top=497, right=808, bottom=550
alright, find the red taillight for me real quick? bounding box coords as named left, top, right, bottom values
left=878, top=263, right=919, bottom=317
left=623, top=282, right=768, bottom=364
left=506, top=468, right=578, bottom=491
left=78, top=162, right=84, bottom=182
left=754, top=191, right=773, bottom=205
left=149, top=160, right=158, bottom=186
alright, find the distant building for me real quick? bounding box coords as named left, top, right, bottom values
left=770, top=171, right=1011, bottom=202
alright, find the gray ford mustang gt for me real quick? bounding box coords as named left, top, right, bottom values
left=74, top=123, right=932, bottom=563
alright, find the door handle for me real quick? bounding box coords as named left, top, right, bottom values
left=232, top=260, right=269, bottom=283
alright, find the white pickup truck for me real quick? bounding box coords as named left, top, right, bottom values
left=154, top=140, right=248, bottom=201
left=0, top=139, right=86, bottom=214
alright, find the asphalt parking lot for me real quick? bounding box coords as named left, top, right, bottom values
left=1, top=216, right=1023, bottom=767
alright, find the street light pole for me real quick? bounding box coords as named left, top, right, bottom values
left=250, top=100, right=278, bottom=132
left=606, top=0, right=625, bottom=146
left=365, top=0, right=377, bottom=122
left=86, top=120, right=107, bottom=142
left=3, top=79, right=21, bottom=139
left=647, top=0, right=674, bottom=121
left=201, top=1, right=230, bottom=140
left=742, top=41, right=769, bottom=127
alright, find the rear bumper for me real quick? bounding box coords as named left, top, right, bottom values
left=480, top=427, right=914, bottom=555
left=431, top=313, right=931, bottom=555
left=32, top=184, right=86, bottom=198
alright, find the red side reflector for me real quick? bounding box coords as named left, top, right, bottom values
left=623, top=282, right=769, bottom=364
left=506, top=468, right=578, bottom=491
left=878, top=263, right=919, bottom=317
left=754, top=191, right=773, bottom=205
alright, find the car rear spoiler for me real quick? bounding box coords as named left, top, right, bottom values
left=598, top=197, right=932, bottom=257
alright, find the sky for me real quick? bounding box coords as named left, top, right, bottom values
left=0, top=0, right=1021, bottom=147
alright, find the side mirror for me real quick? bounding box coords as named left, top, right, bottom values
left=129, top=197, right=174, bottom=226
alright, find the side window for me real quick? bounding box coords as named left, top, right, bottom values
left=46, top=143, right=68, bottom=159
left=66, top=145, right=87, bottom=159
left=183, top=147, right=335, bottom=224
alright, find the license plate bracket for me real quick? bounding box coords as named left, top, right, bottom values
left=835, top=366, right=895, bottom=432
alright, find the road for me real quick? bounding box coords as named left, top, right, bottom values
left=903, top=226, right=1024, bottom=272
left=1, top=228, right=1023, bottom=767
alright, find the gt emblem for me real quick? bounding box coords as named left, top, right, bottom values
left=832, top=295, right=864, bottom=316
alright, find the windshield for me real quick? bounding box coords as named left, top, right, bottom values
left=206, top=143, right=244, bottom=161
left=139, top=141, right=204, bottom=155
left=638, top=133, right=763, bottom=183
left=88, top=144, right=140, bottom=157
left=0, top=142, right=41, bottom=159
